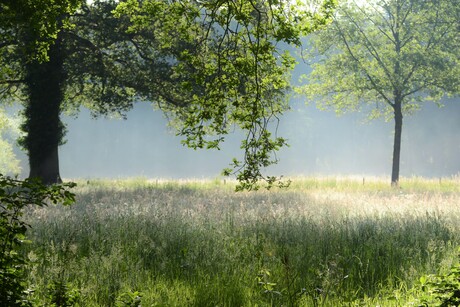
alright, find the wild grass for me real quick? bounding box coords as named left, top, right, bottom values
left=22, top=176, right=460, bottom=306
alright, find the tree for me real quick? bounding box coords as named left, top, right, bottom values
left=0, top=0, right=81, bottom=184
left=299, top=0, right=460, bottom=185
left=114, top=0, right=336, bottom=189
left=0, top=110, right=21, bottom=175
left=1, top=0, right=336, bottom=189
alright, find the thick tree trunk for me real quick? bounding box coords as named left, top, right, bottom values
left=22, top=34, right=65, bottom=185
left=28, top=146, right=62, bottom=185
left=391, top=102, right=403, bottom=187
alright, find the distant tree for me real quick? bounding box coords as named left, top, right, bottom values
left=0, top=110, right=21, bottom=175
left=299, top=0, right=460, bottom=185
left=1, top=0, right=335, bottom=189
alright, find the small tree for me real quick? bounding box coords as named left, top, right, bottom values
left=299, top=0, right=460, bottom=185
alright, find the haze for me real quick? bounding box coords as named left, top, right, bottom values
left=11, top=96, right=460, bottom=180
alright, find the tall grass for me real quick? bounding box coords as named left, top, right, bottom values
left=22, top=176, right=460, bottom=306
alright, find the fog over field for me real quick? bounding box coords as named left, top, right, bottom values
left=11, top=96, right=460, bottom=180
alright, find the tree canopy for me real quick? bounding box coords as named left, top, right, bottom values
left=0, top=0, right=336, bottom=189
left=298, top=0, right=460, bottom=185
left=0, top=0, right=81, bottom=61
left=114, top=0, right=336, bottom=189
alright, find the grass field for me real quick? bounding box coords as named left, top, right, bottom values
left=22, top=176, right=460, bottom=306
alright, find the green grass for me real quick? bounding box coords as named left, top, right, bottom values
left=22, top=176, right=460, bottom=306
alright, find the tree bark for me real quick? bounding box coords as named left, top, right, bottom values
left=22, top=32, right=66, bottom=185
left=391, top=101, right=403, bottom=187
left=28, top=146, right=62, bottom=185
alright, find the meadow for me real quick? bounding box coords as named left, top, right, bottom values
left=22, top=176, right=460, bottom=306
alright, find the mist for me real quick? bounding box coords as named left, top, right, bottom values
left=11, top=96, right=460, bottom=180
left=274, top=97, right=460, bottom=178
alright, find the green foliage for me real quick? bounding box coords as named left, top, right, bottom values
left=2, top=0, right=335, bottom=189
left=0, top=0, right=81, bottom=62
left=298, top=0, right=460, bottom=184
left=115, top=290, right=142, bottom=307
left=46, top=279, right=80, bottom=307
left=0, top=110, right=21, bottom=175
left=256, top=268, right=283, bottom=303
left=0, top=175, right=75, bottom=306
left=300, top=0, right=460, bottom=116
left=417, top=250, right=460, bottom=306
left=114, top=0, right=336, bottom=190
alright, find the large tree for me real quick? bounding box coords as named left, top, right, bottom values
left=114, top=0, right=336, bottom=189
left=1, top=0, right=335, bottom=188
left=299, top=0, right=460, bottom=185
left=0, top=0, right=82, bottom=183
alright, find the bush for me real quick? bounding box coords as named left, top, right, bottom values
left=418, top=249, right=460, bottom=307
left=46, top=280, right=80, bottom=307
left=0, top=175, right=75, bottom=306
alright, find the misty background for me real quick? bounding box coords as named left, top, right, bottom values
left=9, top=95, right=460, bottom=180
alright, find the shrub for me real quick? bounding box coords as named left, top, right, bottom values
left=418, top=249, right=460, bottom=306
left=0, top=175, right=75, bottom=306
left=116, top=290, right=142, bottom=307
left=46, top=279, right=80, bottom=307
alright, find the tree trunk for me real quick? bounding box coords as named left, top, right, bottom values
left=28, top=146, right=62, bottom=185
left=391, top=102, right=403, bottom=187
left=22, top=33, right=66, bottom=185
